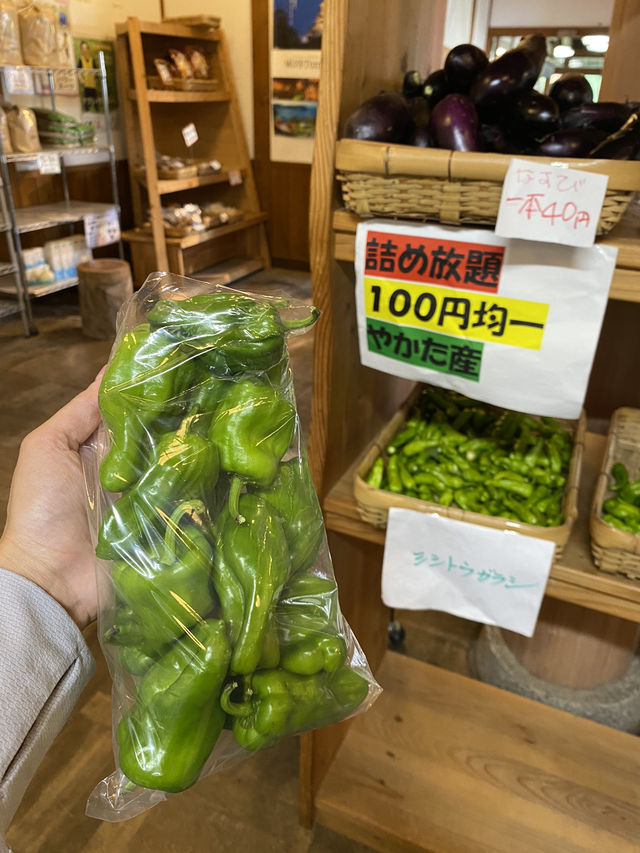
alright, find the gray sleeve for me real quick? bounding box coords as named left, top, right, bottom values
left=0, top=568, right=95, bottom=844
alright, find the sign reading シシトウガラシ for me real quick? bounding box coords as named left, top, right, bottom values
left=355, top=220, right=617, bottom=419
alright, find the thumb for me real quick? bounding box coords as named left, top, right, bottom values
left=42, top=370, right=105, bottom=451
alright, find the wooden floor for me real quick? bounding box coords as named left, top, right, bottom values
left=0, top=274, right=379, bottom=853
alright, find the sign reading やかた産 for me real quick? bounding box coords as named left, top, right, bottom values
left=355, top=220, right=617, bottom=418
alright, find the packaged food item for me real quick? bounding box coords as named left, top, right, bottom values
left=168, top=48, right=192, bottom=79
left=18, top=2, right=58, bottom=67
left=0, top=0, right=23, bottom=66
left=153, top=58, right=173, bottom=86
left=185, top=45, right=209, bottom=79
left=56, top=9, right=74, bottom=68
left=0, top=108, right=13, bottom=154
left=81, top=273, right=380, bottom=820
left=22, top=246, right=55, bottom=284
left=202, top=201, right=243, bottom=227
left=7, top=106, right=40, bottom=153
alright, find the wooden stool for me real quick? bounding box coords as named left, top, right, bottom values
left=78, top=259, right=133, bottom=340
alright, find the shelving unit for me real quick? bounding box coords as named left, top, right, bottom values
left=115, top=17, right=269, bottom=281
left=302, top=1, right=640, bottom=849
left=0, top=56, right=122, bottom=335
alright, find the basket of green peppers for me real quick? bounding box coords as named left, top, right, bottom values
left=85, top=273, right=379, bottom=818
left=591, top=407, right=640, bottom=579
left=355, top=384, right=585, bottom=560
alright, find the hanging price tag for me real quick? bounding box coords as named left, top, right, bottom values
left=382, top=509, right=555, bottom=637
left=3, top=67, right=34, bottom=95
left=228, top=169, right=243, bottom=186
left=181, top=122, right=198, bottom=147
left=38, top=153, right=61, bottom=175
left=495, top=157, right=609, bottom=248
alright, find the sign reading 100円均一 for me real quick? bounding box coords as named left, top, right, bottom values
left=355, top=220, right=617, bottom=419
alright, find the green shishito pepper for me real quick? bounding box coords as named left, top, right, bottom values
left=213, top=493, right=290, bottom=675
left=276, top=572, right=346, bottom=675
left=147, top=292, right=319, bottom=375
left=221, top=665, right=370, bottom=751
left=96, top=424, right=219, bottom=561
left=209, top=379, right=296, bottom=519
left=110, top=500, right=217, bottom=649
left=252, top=458, right=324, bottom=574
left=117, top=618, right=230, bottom=793
left=99, top=323, right=189, bottom=493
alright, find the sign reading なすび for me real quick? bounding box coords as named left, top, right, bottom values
left=495, top=157, right=609, bottom=248
left=355, top=220, right=617, bottom=418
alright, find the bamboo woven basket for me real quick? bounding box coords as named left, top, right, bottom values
left=336, top=139, right=640, bottom=235
left=590, top=407, right=640, bottom=578
left=353, top=387, right=585, bottom=564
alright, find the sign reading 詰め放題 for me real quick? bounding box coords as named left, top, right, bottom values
left=355, top=220, right=616, bottom=418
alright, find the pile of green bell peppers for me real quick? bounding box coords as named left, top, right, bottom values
left=601, top=462, right=640, bottom=532
left=98, top=290, right=369, bottom=789
left=365, top=386, right=574, bottom=528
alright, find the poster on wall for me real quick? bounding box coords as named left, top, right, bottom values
left=270, top=0, right=324, bottom=164
left=73, top=37, right=118, bottom=114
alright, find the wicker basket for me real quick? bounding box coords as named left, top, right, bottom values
left=336, top=139, right=640, bottom=235
left=590, top=407, right=640, bottom=578
left=353, top=387, right=585, bottom=564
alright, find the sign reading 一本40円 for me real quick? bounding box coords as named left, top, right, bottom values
left=355, top=220, right=617, bottom=418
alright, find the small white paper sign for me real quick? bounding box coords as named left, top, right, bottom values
left=3, top=67, right=34, bottom=95
left=38, top=153, right=60, bottom=175
left=495, top=157, right=608, bottom=248
left=181, top=122, right=198, bottom=148
left=83, top=207, right=120, bottom=249
left=228, top=168, right=243, bottom=186
left=382, top=508, right=555, bottom=637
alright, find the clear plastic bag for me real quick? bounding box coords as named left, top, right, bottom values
left=18, top=1, right=58, bottom=67
left=0, top=0, right=23, bottom=66
left=81, top=272, right=381, bottom=821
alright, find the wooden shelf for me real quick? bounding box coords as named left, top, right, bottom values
left=332, top=210, right=640, bottom=303
left=122, top=212, right=268, bottom=249
left=323, top=430, right=640, bottom=622
left=135, top=169, right=244, bottom=195
left=316, top=651, right=640, bottom=853
left=128, top=87, right=230, bottom=103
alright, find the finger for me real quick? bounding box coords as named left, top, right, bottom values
left=43, top=373, right=104, bottom=450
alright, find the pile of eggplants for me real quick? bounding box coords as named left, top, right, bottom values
left=343, top=35, right=640, bottom=160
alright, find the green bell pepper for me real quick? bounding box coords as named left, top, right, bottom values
left=276, top=572, right=345, bottom=674
left=213, top=493, right=289, bottom=675
left=147, top=292, right=318, bottom=375
left=99, top=323, right=188, bottom=492
left=253, top=457, right=324, bottom=574
left=96, top=424, right=219, bottom=561
left=117, top=618, right=230, bottom=793
left=221, top=665, right=370, bottom=751
left=209, top=379, right=295, bottom=518
left=110, top=500, right=217, bottom=649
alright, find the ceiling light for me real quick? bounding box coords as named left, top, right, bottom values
left=553, top=44, right=575, bottom=58
left=582, top=35, right=609, bottom=53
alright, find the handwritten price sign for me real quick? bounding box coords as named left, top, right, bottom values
left=495, top=157, right=609, bottom=248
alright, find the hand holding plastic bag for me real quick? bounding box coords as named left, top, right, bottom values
left=82, top=272, right=381, bottom=820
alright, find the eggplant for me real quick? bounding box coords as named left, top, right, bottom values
left=406, top=95, right=430, bottom=129
left=444, top=43, right=488, bottom=93
left=561, top=101, right=632, bottom=133
left=408, top=125, right=432, bottom=148
left=478, top=123, right=520, bottom=154
left=549, top=72, right=593, bottom=112
left=505, top=91, right=559, bottom=142
left=429, top=93, right=478, bottom=152
left=589, top=111, right=640, bottom=159
left=343, top=92, right=412, bottom=143
left=423, top=69, right=450, bottom=108
left=516, top=33, right=547, bottom=77
left=402, top=70, right=423, bottom=100
left=471, top=46, right=540, bottom=112
left=538, top=128, right=607, bottom=158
